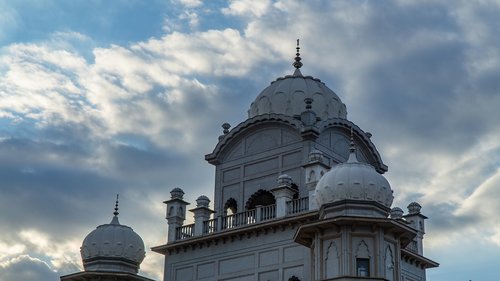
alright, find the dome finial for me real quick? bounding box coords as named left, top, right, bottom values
left=347, top=126, right=358, bottom=163
left=293, top=39, right=303, bottom=69
left=113, top=194, right=119, bottom=217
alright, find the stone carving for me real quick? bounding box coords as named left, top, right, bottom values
left=355, top=240, right=370, bottom=259
left=385, top=245, right=394, bottom=281
left=324, top=240, right=340, bottom=278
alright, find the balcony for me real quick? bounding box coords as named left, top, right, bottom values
left=175, top=197, right=309, bottom=241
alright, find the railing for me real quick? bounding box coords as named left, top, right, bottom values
left=286, top=197, right=309, bottom=215
left=176, top=198, right=309, bottom=241
left=175, top=223, right=194, bottom=240
left=260, top=204, right=276, bottom=221
left=203, top=218, right=218, bottom=234
left=222, top=209, right=256, bottom=229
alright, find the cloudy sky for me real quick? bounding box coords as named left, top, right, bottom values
left=0, top=0, right=499, bottom=280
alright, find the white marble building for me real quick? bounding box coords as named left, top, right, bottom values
left=152, top=44, right=438, bottom=281
left=60, top=43, right=438, bottom=281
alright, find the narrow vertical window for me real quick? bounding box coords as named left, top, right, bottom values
left=356, top=258, right=370, bottom=277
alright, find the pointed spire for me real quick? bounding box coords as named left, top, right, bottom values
left=347, top=126, right=359, bottom=163
left=113, top=194, right=119, bottom=216
left=111, top=194, right=120, bottom=224
left=293, top=39, right=303, bottom=69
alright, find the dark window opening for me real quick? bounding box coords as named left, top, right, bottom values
left=357, top=258, right=370, bottom=277
left=224, top=198, right=238, bottom=215
left=245, top=189, right=276, bottom=210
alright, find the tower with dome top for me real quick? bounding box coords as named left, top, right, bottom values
left=60, top=196, right=154, bottom=281
left=152, top=41, right=438, bottom=281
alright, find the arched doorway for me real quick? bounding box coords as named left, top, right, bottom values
left=245, top=189, right=276, bottom=210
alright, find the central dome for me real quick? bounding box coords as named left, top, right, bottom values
left=248, top=69, right=347, bottom=120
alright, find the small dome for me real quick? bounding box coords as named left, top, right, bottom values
left=314, top=149, right=394, bottom=210
left=407, top=202, right=422, bottom=214
left=308, top=149, right=324, bottom=162
left=248, top=69, right=347, bottom=120
left=196, top=195, right=210, bottom=208
left=390, top=207, right=404, bottom=219
left=277, top=174, right=293, bottom=186
left=80, top=215, right=145, bottom=274
left=170, top=187, right=185, bottom=199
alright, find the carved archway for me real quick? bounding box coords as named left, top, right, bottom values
left=245, top=189, right=276, bottom=210
left=223, top=198, right=238, bottom=214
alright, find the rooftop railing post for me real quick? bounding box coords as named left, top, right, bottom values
left=256, top=205, right=263, bottom=222
left=272, top=174, right=297, bottom=218
left=190, top=196, right=214, bottom=236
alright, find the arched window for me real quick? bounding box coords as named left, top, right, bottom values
left=355, top=240, right=371, bottom=277
left=245, top=189, right=276, bottom=210
left=224, top=198, right=238, bottom=215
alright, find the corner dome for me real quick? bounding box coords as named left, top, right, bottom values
left=80, top=213, right=145, bottom=274
left=314, top=146, right=394, bottom=211
left=248, top=68, right=347, bottom=120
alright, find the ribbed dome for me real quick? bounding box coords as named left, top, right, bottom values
left=315, top=148, right=394, bottom=210
left=80, top=215, right=145, bottom=274
left=248, top=69, right=347, bottom=120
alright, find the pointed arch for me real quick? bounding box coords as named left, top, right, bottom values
left=245, top=189, right=276, bottom=210
left=308, top=170, right=316, bottom=182
left=324, top=240, right=340, bottom=278
left=355, top=240, right=371, bottom=277
left=223, top=197, right=238, bottom=215
left=355, top=240, right=370, bottom=258
left=385, top=245, right=395, bottom=281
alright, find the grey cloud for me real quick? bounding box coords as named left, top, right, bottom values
left=0, top=255, right=59, bottom=281
left=0, top=1, right=499, bottom=280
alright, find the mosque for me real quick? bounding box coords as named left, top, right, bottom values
left=60, top=42, right=438, bottom=281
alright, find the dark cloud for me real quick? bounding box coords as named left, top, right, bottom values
left=0, top=255, right=59, bottom=281
left=0, top=1, right=499, bottom=280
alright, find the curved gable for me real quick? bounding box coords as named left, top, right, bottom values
left=205, top=114, right=303, bottom=164
left=317, top=118, right=388, bottom=173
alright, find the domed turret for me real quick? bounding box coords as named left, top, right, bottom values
left=196, top=195, right=210, bottom=208
left=390, top=207, right=404, bottom=219
left=80, top=197, right=145, bottom=274
left=248, top=41, right=347, bottom=120
left=314, top=133, right=394, bottom=216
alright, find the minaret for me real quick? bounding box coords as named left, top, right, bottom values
left=164, top=188, right=190, bottom=242
left=403, top=201, right=427, bottom=255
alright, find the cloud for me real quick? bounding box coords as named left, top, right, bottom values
left=0, top=255, right=59, bottom=281
left=0, top=1, right=500, bottom=280
left=454, top=168, right=500, bottom=244
left=179, top=0, right=203, bottom=8
left=222, top=0, right=272, bottom=17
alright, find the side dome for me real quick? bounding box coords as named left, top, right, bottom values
left=315, top=145, right=394, bottom=212
left=248, top=68, right=347, bottom=120
left=80, top=210, right=145, bottom=274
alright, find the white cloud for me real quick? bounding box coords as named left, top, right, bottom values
left=455, top=169, right=500, bottom=243
left=222, top=0, right=272, bottom=17
left=18, top=229, right=82, bottom=272
left=179, top=0, right=202, bottom=8
left=179, top=11, right=200, bottom=29
left=1, top=1, right=500, bottom=280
